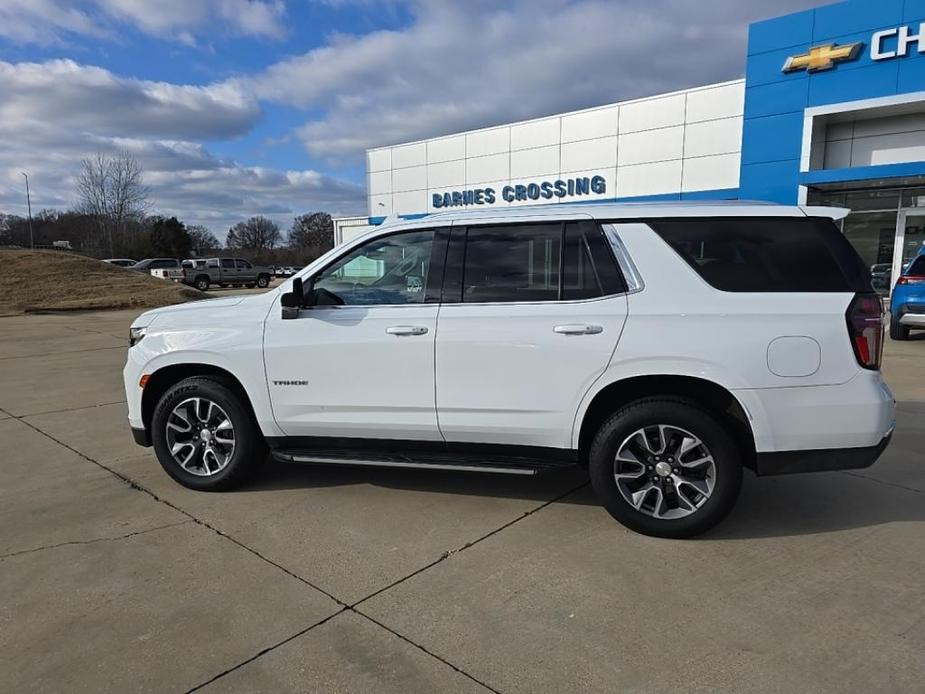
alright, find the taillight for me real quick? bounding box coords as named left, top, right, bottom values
left=896, top=275, right=925, bottom=285
left=846, top=293, right=883, bottom=370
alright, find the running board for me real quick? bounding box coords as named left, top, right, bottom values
left=271, top=448, right=572, bottom=476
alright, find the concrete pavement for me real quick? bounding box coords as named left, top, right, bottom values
left=1, top=307, right=924, bottom=692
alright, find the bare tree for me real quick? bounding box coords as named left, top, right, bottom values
left=75, top=151, right=151, bottom=255
left=288, top=212, right=333, bottom=261
left=226, top=216, right=281, bottom=253
left=187, top=224, right=221, bottom=254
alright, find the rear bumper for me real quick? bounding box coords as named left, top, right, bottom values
left=755, top=431, right=892, bottom=476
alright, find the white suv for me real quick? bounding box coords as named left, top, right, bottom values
left=124, top=203, right=895, bottom=538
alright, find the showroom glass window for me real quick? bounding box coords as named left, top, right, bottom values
left=313, top=229, right=434, bottom=305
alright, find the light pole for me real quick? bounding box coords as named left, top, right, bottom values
left=21, top=172, right=34, bottom=249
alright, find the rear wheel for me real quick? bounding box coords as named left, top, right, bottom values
left=195, top=276, right=210, bottom=291
left=890, top=318, right=909, bottom=340
left=256, top=274, right=270, bottom=288
left=151, top=377, right=266, bottom=491
left=589, top=398, right=742, bottom=538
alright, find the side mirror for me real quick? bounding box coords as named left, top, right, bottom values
left=280, top=277, right=304, bottom=320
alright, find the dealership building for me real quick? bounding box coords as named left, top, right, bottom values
left=334, top=0, right=925, bottom=292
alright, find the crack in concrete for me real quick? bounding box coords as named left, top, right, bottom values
left=0, top=521, right=192, bottom=560
left=841, top=470, right=923, bottom=495
left=6, top=404, right=579, bottom=693
left=14, top=400, right=127, bottom=419
left=0, top=345, right=126, bottom=362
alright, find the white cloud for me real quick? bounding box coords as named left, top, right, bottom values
left=0, top=0, right=287, bottom=45
left=252, top=0, right=833, bottom=160
left=0, top=59, right=364, bottom=235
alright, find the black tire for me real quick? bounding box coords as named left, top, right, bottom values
left=588, top=398, right=743, bottom=539
left=151, top=377, right=266, bottom=491
left=256, top=274, right=270, bottom=288
left=889, top=318, right=909, bottom=340
left=195, top=276, right=210, bottom=292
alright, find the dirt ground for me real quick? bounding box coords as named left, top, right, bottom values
left=0, top=250, right=205, bottom=315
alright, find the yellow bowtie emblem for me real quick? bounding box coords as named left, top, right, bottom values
left=783, top=43, right=864, bottom=72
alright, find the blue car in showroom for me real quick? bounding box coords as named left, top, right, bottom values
left=891, top=247, right=925, bottom=340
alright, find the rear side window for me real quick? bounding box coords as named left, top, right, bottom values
left=459, top=222, right=625, bottom=303
left=649, top=217, right=871, bottom=293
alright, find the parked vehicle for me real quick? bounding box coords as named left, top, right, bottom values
left=180, top=257, right=273, bottom=291
left=124, top=203, right=895, bottom=538
left=103, top=258, right=137, bottom=267
left=274, top=266, right=296, bottom=277
left=890, top=246, right=925, bottom=340
left=130, top=258, right=180, bottom=274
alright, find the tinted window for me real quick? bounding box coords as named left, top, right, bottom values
left=152, top=259, right=177, bottom=269
left=909, top=256, right=925, bottom=276
left=235, top=259, right=252, bottom=269
left=221, top=258, right=235, bottom=269
left=649, top=217, right=871, bottom=293
left=563, top=222, right=626, bottom=300
left=463, top=224, right=561, bottom=303
left=313, top=229, right=434, bottom=305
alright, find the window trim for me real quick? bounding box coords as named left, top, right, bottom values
left=302, top=227, right=445, bottom=309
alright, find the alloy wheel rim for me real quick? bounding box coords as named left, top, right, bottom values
left=613, top=424, right=716, bottom=520
left=165, top=397, right=235, bottom=477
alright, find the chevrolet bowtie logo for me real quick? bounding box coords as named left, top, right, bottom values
left=783, top=42, right=864, bottom=73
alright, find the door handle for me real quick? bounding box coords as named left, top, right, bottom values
left=553, top=324, right=603, bottom=335
left=386, top=325, right=429, bottom=336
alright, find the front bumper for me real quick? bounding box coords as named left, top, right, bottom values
left=754, top=431, right=893, bottom=476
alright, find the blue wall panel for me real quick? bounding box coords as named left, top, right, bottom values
left=740, top=0, right=925, bottom=204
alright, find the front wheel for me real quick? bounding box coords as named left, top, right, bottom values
left=588, top=398, right=743, bottom=538
left=256, top=274, right=270, bottom=288
left=195, top=276, right=210, bottom=292
left=151, top=377, right=266, bottom=491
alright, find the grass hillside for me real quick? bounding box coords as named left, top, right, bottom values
left=0, top=249, right=207, bottom=315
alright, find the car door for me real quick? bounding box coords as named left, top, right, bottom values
left=236, top=258, right=255, bottom=283
left=219, top=257, right=236, bottom=283
left=264, top=227, right=445, bottom=440
left=435, top=220, right=629, bottom=449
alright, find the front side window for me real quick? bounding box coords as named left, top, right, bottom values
left=312, top=229, right=434, bottom=305
left=235, top=259, right=252, bottom=269
left=221, top=258, right=235, bottom=269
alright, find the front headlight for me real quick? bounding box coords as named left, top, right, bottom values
left=129, top=326, right=147, bottom=347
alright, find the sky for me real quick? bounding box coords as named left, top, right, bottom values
left=0, top=0, right=834, bottom=238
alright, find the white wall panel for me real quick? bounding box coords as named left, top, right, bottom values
left=561, top=106, right=619, bottom=143
left=510, top=145, right=559, bottom=178
left=561, top=137, right=618, bottom=172
left=620, top=94, right=686, bottom=133
left=467, top=153, right=510, bottom=183
left=369, top=193, right=392, bottom=216
left=427, top=160, right=466, bottom=189
left=427, top=135, right=466, bottom=163
left=825, top=121, right=855, bottom=141
left=682, top=153, right=740, bottom=192
left=823, top=139, right=853, bottom=168
left=367, top=149, right=391, bottom=173
left=854, top=132, right=925, bottom=167
left=392, top=190, right=427, bottom=215
left=618, top=126, right=684, bottom=166
left=685, top=82, right=744, bottom=123
left=510, top=118, right=560, bottom=151
left=467, top=128, right=509, bottom=157
left=391, top=142, right=426, bottom=169
left=391, top=165, right=427, bottom=193
left=683, top=117, right=743, bottom=158
left=616, top=160, right=683, bottom=197
left=368, top=170, right=392, bottom=196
